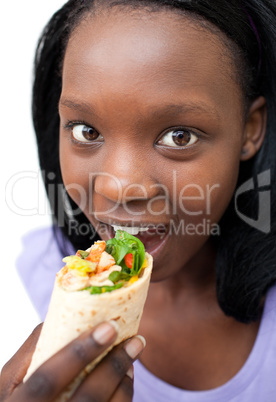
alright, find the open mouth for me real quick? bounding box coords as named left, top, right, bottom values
left=100, top=221, right=170, bottom=259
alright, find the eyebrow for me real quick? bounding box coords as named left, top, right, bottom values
left=59, top=99, right=94, bottom=114
left=59, top=98, right=219, bottom=120
left=150, top=103, right=219, bottom=120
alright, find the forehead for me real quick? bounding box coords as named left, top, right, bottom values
left=61, top=8, right=241, bottom=114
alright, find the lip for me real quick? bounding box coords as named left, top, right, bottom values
left=136, top=228, right=170, bottom=261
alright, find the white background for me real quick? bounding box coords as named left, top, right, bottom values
left=0, top=0, right=66, bottom=370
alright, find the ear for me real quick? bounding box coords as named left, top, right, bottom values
left=240, top=96, right=267, bottom=161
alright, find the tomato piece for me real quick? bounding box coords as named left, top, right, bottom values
left=124, top=253, right=133, bottom=269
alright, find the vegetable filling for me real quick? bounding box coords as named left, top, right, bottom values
left=60, top=230, right=147, bottom=293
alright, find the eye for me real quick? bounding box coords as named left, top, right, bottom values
left=157, top=129, right=198, bottom=148
left=71, top=124, right=103, bottom=143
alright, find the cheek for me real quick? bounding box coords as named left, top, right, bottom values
left=59, top=138, right=92, bottom=208
left=170, top=149, right=241, bottom=224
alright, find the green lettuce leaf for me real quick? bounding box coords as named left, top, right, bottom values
left=106, top=230, right=145, bottom=283
left=108, top=270, right=132, bottom=283
left=83, top=282, right=124, bottom=294
left=77, top=250, right=90, bottom=259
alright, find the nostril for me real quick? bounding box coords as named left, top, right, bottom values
left=121, top=183, right=157, bottom=201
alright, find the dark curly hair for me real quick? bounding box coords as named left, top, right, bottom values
left=32, top=0, right=276, bottom=323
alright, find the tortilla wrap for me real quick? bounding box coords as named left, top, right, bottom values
left=24, top=251, right=152, bottom=401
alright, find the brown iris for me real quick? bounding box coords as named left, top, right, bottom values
left=82, top=126, right=99, bottom=141
left=172, top=130, right=191, bottom=146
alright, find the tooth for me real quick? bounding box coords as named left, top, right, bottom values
left=112, top=225, right=122, bottom=232
left=111, top=225, right=139, bottom=235
left=111, top=225, right=149, bottom=235
left=124, top=227, right=140, bottom=235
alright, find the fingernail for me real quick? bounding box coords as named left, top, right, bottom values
left=126, top=365, right=134, bottom=379
left=92, top=321, right=118, bottom=345
left=124, top=335, right=146, bottom=359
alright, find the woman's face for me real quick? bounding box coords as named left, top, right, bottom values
left=59, top=9, right=246, bottom=281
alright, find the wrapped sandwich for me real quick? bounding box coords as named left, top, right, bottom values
left=24, top=230, right=153, bottom=401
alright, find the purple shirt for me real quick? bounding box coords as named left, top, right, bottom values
left=17, top=227, right=276, bottom=401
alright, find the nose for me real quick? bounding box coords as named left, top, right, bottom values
left=94, top=172, right=159, bottom=203
left=93, top=148, right=160, bottom=205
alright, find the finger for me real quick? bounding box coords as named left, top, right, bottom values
left=71, top=336, right=145, bottom=402
left=8, top=321, right=118, bottom=402
left=0, top=324, right=42, bottom=401
left=110, top=366, right=134, bottom=402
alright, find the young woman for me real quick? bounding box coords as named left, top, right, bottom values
left=1, top=0, right=276, bottom=401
